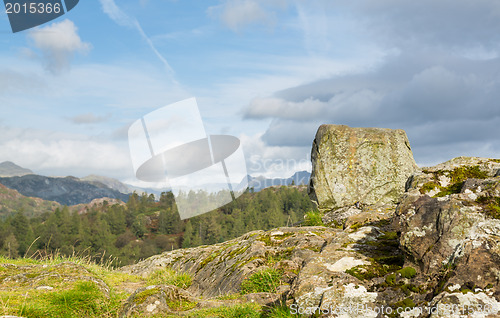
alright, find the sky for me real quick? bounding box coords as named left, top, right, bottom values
left=0, top=0, right=499, bottom=186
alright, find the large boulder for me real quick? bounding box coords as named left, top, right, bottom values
left=309, top=124, right=419, bottom=212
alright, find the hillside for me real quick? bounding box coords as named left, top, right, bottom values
left=0, top=186, right=315, bottom=266
left=248, top=170, right=310, bottom=191
left=0, top=183, right=60, bottom=218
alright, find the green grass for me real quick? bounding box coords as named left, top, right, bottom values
left=146, top=267, right=192, bottom=288
left=262, top=305, right=300, bottom=317
left=448, top=166, right=488, bottom=183
left=434, top=182, right=465, bottom=197
left=171, top=303, right=262, bottom=318
left=476, top=196, right=500, bottom=219
left=0, top=254, right=134, bottom=318
left=0, top=253, right=284, bottom=318
left=216, top=293, right=242, bottom=300
left=17, top=281, right=120, bottom=318
left=420, top=181, right=440, bottom=194
left=240, top=268, right=283, bottom=294
left=304, top=211, right=324, bottom=226
left=165, top=299, right=198, bottom=311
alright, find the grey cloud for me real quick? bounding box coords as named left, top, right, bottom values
left=208, top=0, right=287, bottom=32
left=0, top=69, right=46, bottom=94
left=248, top=53, right=500, bottom=164
left=68, top=113, right=110, bottom=124
left=241, top=0, right=500, bottom=165
left=261, top=120, right=320, bottom=147
left=244, top=97, right=326, bottom=120
left=111, top=123, right=133, bottom=140
left=344, top=0, right=500, bottom=50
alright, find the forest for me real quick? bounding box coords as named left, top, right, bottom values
left=0, top=186, right=316, bottom=266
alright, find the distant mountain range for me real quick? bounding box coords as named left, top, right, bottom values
left=0, top=161, right=310, bottom=206
left=82, top=174, right=133, bottom=194
left=0, top=161, right=33, bottom=177
left=0, top=174, right=130, bottom=206
left=247, top=171, right=311, bottom=192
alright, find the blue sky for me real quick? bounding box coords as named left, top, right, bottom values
left=1, top=0, right=500, bottom=184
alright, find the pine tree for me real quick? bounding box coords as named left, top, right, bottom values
left=181, top=221, right=194, bottom=248
left=204, top=215, right=222, bottom=245
left=2, top=233, right=19, bottom=258
left=10, top=210, right=33, bottom=256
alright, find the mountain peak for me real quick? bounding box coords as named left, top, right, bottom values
left=0, top=161, right=33, bottom=177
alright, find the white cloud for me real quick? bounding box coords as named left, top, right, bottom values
left=0, top=126, right=133, bottom=179
left=28, top=19, right=91, bottom=74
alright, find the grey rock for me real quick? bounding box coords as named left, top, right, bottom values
left=309, top=124, right=419, bottom=213
left=429, top=291, right=500, bottom=317
left=396, top=163, right=500, bottom=306
left=120, top=227, right=334, bottom=298
left=120, top=285, right=195, bottom=317
left=422, top=156, right=500, bottom=177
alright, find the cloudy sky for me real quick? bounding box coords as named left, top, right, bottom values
left=0, top=0, right=499, bottom=184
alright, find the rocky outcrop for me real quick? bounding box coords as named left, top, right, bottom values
left=120, top=156, right=500, bottom=317
left=309, top=124, right=419, bottom=212
left=120, top=227, right=334, bottom=298
left=393, top=157, right=500, bottom=315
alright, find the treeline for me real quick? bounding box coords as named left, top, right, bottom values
left=0, top=186, right=315, bottom=266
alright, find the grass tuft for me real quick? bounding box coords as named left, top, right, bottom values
left=146, top=267, right=192, bottom=288
left=304, top=211, right=324, bottom=226
left=240, top=268, right=283, bottom=294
